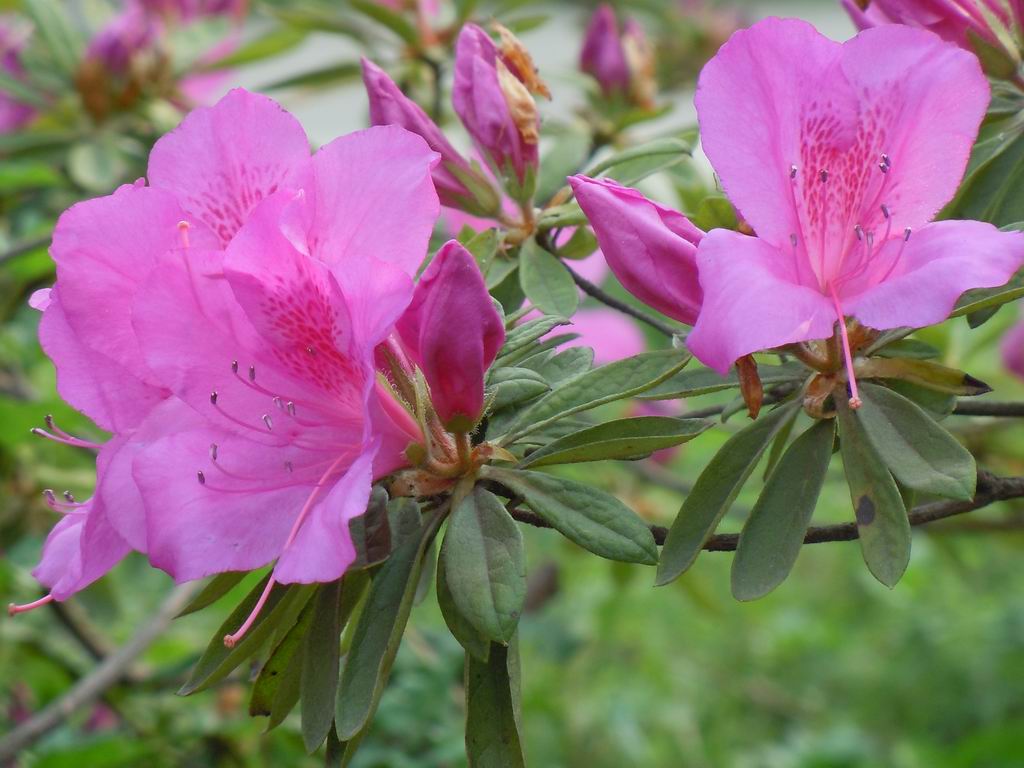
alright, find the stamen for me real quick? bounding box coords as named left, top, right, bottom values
left=210, top=391, right=218, bottom=405
left=248, top=365, right=256, bottom=382
left=231, top=360, right=239, bottom=374
left=285, top=460, right=293, bottom=473
left=879, top=154, right=891, bottom=173
left=287, top=402, right=296, bottom=417
left=880, top=204, right=890, bottom=219
left=223, top=456, right=348, bottom=648
left=43, top=489, right=57, bottom=505
left=828, top=284, right=862, bottom=410
left=197, top=470, right=206, bottom=485
left=209, top=443, right=218, bottom=461
left=63, top=490, right=75, bottom=503
left=30, top=428, right=102, bottom=451
left=9, top=594, right=54, bottom=616
left=306, top=346, right=316, bottom=356
left=178, top=220, right=191, bottom=249
left=789, top=164, right=798, bottom=179
left=854, top=225, right=864, bottom=241
left=819, top=169, right=829, bottom=184
left=262, top=414, right=273, bottom=431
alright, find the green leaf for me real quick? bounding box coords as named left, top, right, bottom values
left=497, top=316, right=569, bottom=362
left=180, top=579, right=316, bottom=695
left=951, top=266, right=1024, bottom=320
left=519, top=416, right=711, bottom=468
left=441, top=488, right=526, bottom=645
left=301, top=582, right=344, bottom=752
left=639, top=363, right=806, bottom=401
left=886, top=380, right=957, bottom=421
left=176, top=572, right=249, bottom=618
left=520, top=346, right=593, bottom=386
left=68, top=139, right=131, bottom=193
left=556, top=226, right=599, bottom=260
left=835, top=397, right=911, bottom=588
left=731, top=419, right=835, bottom=601
left=518, top=240, right=579, bottom=318
left=691, top=195, right=738, bottom=232
left=334, top=510, right=443, bottom=740
left=348, top=488, right=392, bottom=570
left=586, top=137, right=693, bottom=186
left=387, top=497, right=423, bottom=548
left=873, top=339, right=941, bottom=360
left=857, top=357, right=991, bottom=396
left=249, top=597, right=318, bottom=724
left=536, top=127, right=591, bottom=203
left=24, top=0, right=82, bottom=76
left=202, top=25, right=308, bottom=70
left=262, top=61, right=361, bottom=91
left=487, top=367, right=550, bottom=411
left=464, top=644, right=527, bottom=768
left=462, top=227, right=501, bottom=273
left=942, top=106, right=1024, bottom=227
left=483, top=467, right=658, bottom=565
left=856, top=384, right=976, bottom=501
left=656, top=400, right=801, bottom=586
left=349, top=0, right=419, bottom=44
left=499, top=350, right=691, bottom=444
left=437, top=558, right=491, bottom=662
left=535, top=203, right=588, bottom=231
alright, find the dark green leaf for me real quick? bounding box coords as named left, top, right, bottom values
left=488, top=367, right=550, bottom=411
left=519, top=416, right=711, bottom=468
left=656, top=400, right=801, bottom=585
left=952, top=266, right=1024, bottom=320
left=262, top=61, right=361, bottom=91
left=203, top=26, right=308, bottom=70
left=586, top=137, right=693, bottom=186
left=873, top=339, right=941, bottom=360
left=518, top=240, right=579, bottom=318
left=731, top=419, right=835, bottom=601
left=180, top=579, right=316, bottom=695
left=886, top=380, right=957, bottom=421
left=483, top=467, right=658, bottom=565
left=334, top=511, right=443, bottom=740
left=639, top=363, right=805, bottom=401
left=465, top=644, right=526, bottom=768
left=437, top=558, right=491, bottom=662
left=387, top=497, right=422, bottom=548
left=497, top=316, right=569, bottom=362
left=349, top=488, right=392, bottom=570
left=24, top=0, right=82, bottom=76
left=249, top=599, right=317, bottom=719
left=835, top=397, right=911, bottom=588
left=857, top=383, right=976, bottom=501
left=301, top=582, right=344, bottom=752
left=176, top=572, right=249, bottom=618
left=536, top=127, right=591, bottom=203
left=349, top=0, right=419, bottom=44
left=691, top=195, right=738, bottom=232
left=520, top=346, right=593, bottom=386
left=556, top=226, right=599, bottom=260
left=499, top=350, right=691, bottom=444
left=857, top=357, right=992, bottom=396
left=441, top=488, right=526, bottom=644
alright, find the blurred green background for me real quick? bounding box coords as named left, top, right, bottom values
left=2, top=1, right=1024, bottom=766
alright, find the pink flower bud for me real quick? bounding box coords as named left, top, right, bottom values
left=580, top=5, right=657, bottom=110
left=0, top=18, right=34, bottom=133
left=1003, top=317, right=1024, bottom=380
left=361, top=58, right=501, bottom=217
left=570, top=175, right=704, bottom=325
left=580, top=5, right=630, bottom=97
left=397, top=240, right=505, bottom=431
left=453, top=24, right=540, bottom=203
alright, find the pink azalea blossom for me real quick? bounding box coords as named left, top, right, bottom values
left=136, top=0, right=248, bottom=21
left=561, top=308, right=647, bottom=365
left=85, top=4, right=161, bottom=74
left=0, top=18, right=34, bottom=133
left=581, top=5, right=631, bottom=97
left=453, top=24, right=540, bottom=203
left=1003, top=316, right=1024, bottom=379
left=684, top=18, right=1024, bottom=396
left=14, top=91, right=440, bottom=644
left=397, top=241, right=505, bottom=430
left=570, top=175, right=704, bottom=326
left=843, top=1, right=1024, bottom=77
left=362, top=58, right=501, bottom=217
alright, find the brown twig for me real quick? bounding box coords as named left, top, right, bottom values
left=508, top=471, right=1024, bottom=550
left=0, top=584, right=198, bottom=762
left=561, top=262, right=680, bottom=338
left=953, top=400, right=1024, bottom=418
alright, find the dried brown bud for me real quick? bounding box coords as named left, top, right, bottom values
left=492, top=21, right=551, bottom=99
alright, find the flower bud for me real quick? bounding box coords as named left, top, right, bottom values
left=396, top=240, right=505, bottom=431
left=361, top=58, right=501, bottom=217
left=453, top=24, right=540, bottom=204
left=580, top=5, right=657, bottom=110
left=570, top=175, right=704, bottom=325
left=1002, top=317, right=1024, bottom=380
left=0, top=19, right=34, bottom=133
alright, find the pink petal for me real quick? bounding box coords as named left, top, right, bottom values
left=1002, top=317, right=1024, bottom=380
left=570, top=175, right=703, bottom=325
left=397, top=240, right=504, bottom=426
left=273, top=444, right=377, bottom=583
left=147, top=88, right=313, bottom=246
left=695, top=18, right=851, bottom=247
left=687, top=229, right=837, bottom=374
left=838, top=24, right=988, bottom=234
left=562, top=309, right=646, bottom=365
left=845, top=220, right=1024, bottom=330
left=309, top=125, right=440, bottom=278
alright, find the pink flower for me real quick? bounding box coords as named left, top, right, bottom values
left=580, top=5, right=657, bottom=110
left=570, top=175, right=704, bottom=326
left=684, top=18, right=1024, bottom=393
left=397, top=240, right=505, bottom=431
left=581, top=5, right=631, bottom=97
left=843, top=1, right=1024, bottom=76
left=362, top=58, right=501, bottom=217
left=136, top=0, right=248, bottom=21
left=0, top=18, right=34, bottom=133
left=453, top=24, right=540, bottom=203
left=1003, top=316, right=1024, bottom=380
left=84, top=4, right=161, bottom=74
left=561, top=308, right=647, bottom=365
left=14, top=90, right=440, bottom=640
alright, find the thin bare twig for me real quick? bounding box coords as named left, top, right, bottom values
left=953, top=400, right=1024, bottom=418
left=508, top=472, right=1024, bottom=550
left=561, top=262, right=679, bottom=338
left=0, top=584, right=198, bottom=762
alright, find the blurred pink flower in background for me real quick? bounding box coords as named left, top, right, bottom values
left=1003, top=316, right=1024, bottom=380
left=0, top=18, right=34, bottom=133
left=580, top=4, right=658, bottom=110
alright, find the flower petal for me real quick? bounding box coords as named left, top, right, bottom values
left=687, top=229, right=837, bottom=374
left=147, top=88, right=313, bottom=246
left=845, top=220, right=1024, bottom=330
left=695, top=17, right=850, bottom=246
left=309, top=125, right=440, bottom=277
left=570, top=175, right=703, bottom=325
